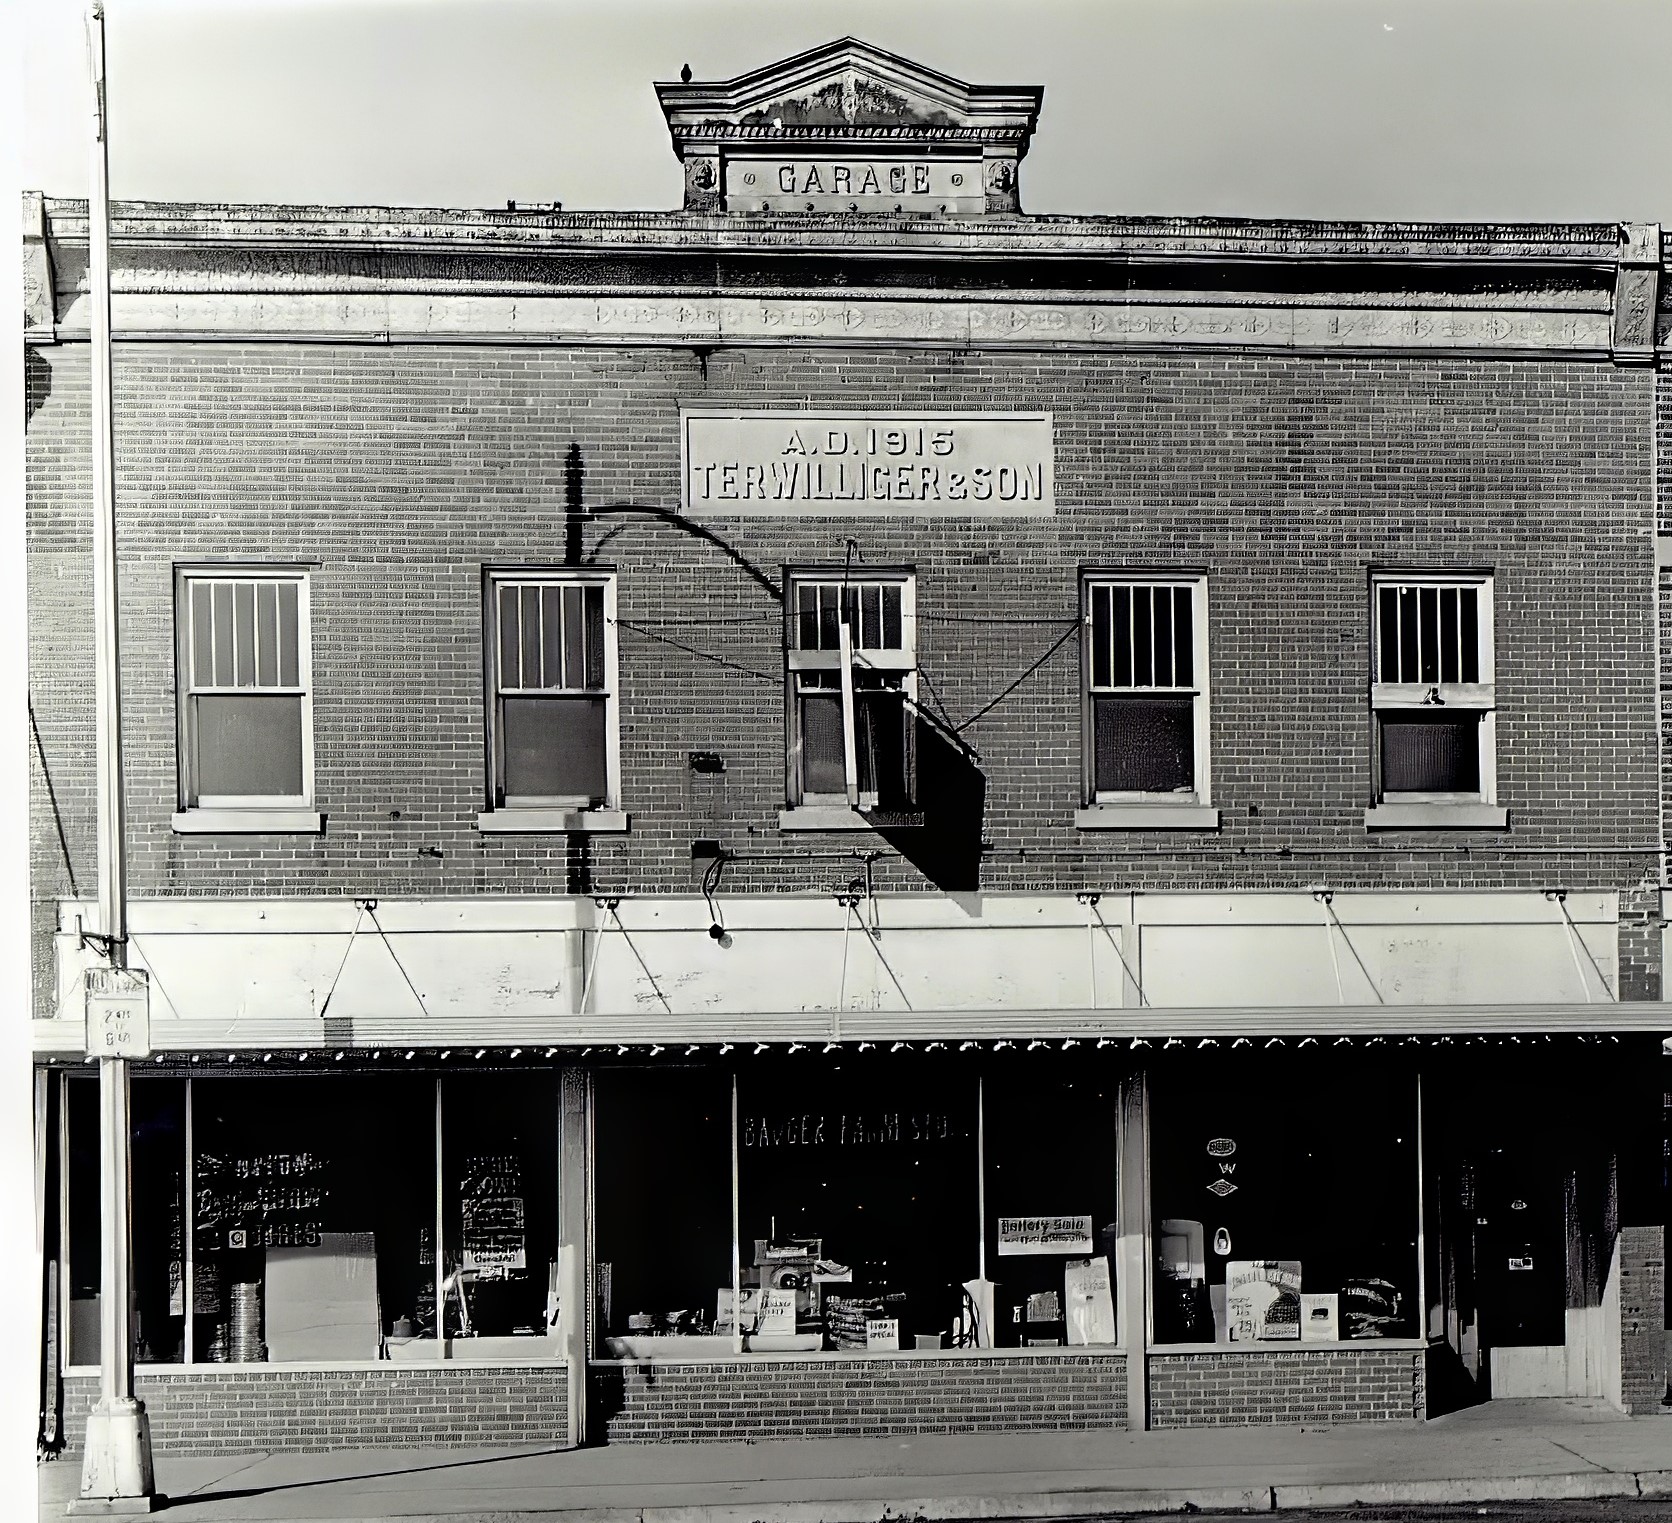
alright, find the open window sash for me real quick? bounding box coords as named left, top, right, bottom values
left=794, top=643, right=914, bottom=812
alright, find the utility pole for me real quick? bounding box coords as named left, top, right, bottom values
left=71, top=2, right=157, bottom=1513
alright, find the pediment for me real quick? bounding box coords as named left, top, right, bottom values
left=656, top=38, right=1041, bottom=141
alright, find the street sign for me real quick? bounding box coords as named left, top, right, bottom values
left=84, top=966, right=151, bottom=1059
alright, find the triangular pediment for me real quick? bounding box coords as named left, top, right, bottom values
left=656, top=41, right=1041, bottom=215
left=657, top=38, right=1040, bottom=135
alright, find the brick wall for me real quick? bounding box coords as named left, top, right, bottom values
left=1619, top=1224, right=1667, bottom=1413
left=59, top=1364, right=566, bottom=1453
left=25, top=343, right=1661, bottom=964
left=593, top=1352, right=1126, bottom=1442
left=1147, top=1348, right=1425, bottom=1427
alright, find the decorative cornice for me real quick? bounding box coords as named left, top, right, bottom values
left=37, top=199, right=1624, bottom=264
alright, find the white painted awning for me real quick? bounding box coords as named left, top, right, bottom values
left=34, top=890, right=1658, bottom=1056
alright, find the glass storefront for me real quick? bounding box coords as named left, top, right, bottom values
left=63, top=1053, right=1436, bottom=1371
left=1149, top=1055, right=1420, bottom=1345
left=594, top=1055, right=1122, bottom=1355
left=64, top=1071, right=559, bottom=1365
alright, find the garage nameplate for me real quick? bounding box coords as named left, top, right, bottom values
left=681, top=410, right=1054, bottom=517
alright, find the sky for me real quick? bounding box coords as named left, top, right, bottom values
left=14, top=0, right=1672, bottom=225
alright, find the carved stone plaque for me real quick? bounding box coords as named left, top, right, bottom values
left=681, top=410, right=1054, bottom=517
left=724, top=156, right=983, bottom=214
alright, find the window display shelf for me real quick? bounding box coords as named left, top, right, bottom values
left=1150, top=1338, right=1427, bottom=1354
left=590, top=1342, right=1125, bottom=1365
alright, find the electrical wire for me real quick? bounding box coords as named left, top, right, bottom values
left=611, top=618, right=778, bottom=682
left=954, top=621, right=1079, bottom=732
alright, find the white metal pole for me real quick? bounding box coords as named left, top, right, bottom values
left=75, top=3, right=156, bottom=1508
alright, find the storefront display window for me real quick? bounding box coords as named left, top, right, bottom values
left=1149, top=1055, right=1419, bottom=1344
left=435, top=1073, right=561, bottom=1344
left=64, top=1071, right=569, bottom=1366
left=192, top=1076, right=433, bottom=1361
left=594, top=1066, right=732, bottom=1352
left=984, top=1068, right=1120, bottom=1347
left=737, top=1058, right=978, bottom=1352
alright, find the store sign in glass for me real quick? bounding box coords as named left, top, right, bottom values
left=681, top=410, right=1055, bottom=518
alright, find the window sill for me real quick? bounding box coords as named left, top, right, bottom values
left=1074, top=804, right=1221, bottom=831
left=1363, top=802, right=1508, bottom=829
left=476, top=808, right=630, bottom=834
left=171, top=809, right=323, bottom=835
left=778, top=807, right=925, bottom=833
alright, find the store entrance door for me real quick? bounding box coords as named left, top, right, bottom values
left=1476, top=1139, right=1569, bottom=1397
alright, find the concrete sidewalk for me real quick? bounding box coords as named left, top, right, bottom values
left=39, top=1401, right=1672, bottom=1522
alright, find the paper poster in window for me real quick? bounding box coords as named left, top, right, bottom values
left=1225, top=1260, right=1301, bottom=1342
left=1064, top=1256, right=1117, bottom=1346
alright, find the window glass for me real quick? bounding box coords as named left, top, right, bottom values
left=1149, top=1055, right=1419, bottom=1344
left=502, top=696, right=608, bottom=802
left=194, top=696, right=305, bottom=798
left=192, top=1077, right=433, bottom=1361
left=984, top=1066, right=1120, bottom=1348
left=737, top=1057, right=977, bottom=1352
left=437, top=1073, right=562, bottom=1342
left=594, top=1067, right=732, bottom=1352
left=65, top=1077, right=186, bottom=1366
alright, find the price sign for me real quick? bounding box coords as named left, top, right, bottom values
left=84, top=967, right=152, bottom=1059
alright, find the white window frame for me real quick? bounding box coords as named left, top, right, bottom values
left=481, top=568, right=623, bottom=828
left=1369, top=572, right=1496, bottom=809
left=783, top=569, right=917, bottom=820
left=1078, top=573, right=1213, bottom=826
left=174, top=567, right=315, bottom=824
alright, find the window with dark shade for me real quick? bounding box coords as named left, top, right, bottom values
left=1083, top=576, right=1206, bottom=804
left=487, top=573, right=617, bottom=809
left=178, top=569, right=312, bottom=808
left=1370, top=575, right=1494, bottom=804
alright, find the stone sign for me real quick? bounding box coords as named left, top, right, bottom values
left=725, top=157, right=984, bottom=214
left=681, top=411, right=1055, bottom=517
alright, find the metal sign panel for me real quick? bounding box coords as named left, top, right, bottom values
left=84, top=967, right=152, bottom=1059
left=681, top=410, right=1055, bottom=517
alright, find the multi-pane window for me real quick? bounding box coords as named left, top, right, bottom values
left=1083, top=575, right=1209, bottom=802
left=486, top=571, right=618, bottom=809
left=177, top=569, right=312, bottom=809
left=785, top=572, right=915, bottom=811
left=1371, top=575, right=1494, bottom=799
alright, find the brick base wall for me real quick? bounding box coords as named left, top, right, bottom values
left=594, top=1353, right=1127, bottom=1443
left=1620, top=1224, right=1668, bottom=1413
left=1147, top=1348, right=1425, bottom=1427
left=61, top=1364, right=567, bottom=1453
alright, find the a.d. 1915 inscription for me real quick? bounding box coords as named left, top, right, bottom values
left=681, top=411, right=1054, bottom=517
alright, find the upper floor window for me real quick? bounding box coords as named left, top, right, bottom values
left=1082, top=574, right=1210, bottom=806
left=175, top=568, right=315, bottom=826
left=784, top=570, right=916, bottom=817
left=1370, top=574, right=1495, bottom=804
left=483, top=570, right=621, bottom=823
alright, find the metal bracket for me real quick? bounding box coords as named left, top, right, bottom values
left=1075, top=891, right=1102, bottom=907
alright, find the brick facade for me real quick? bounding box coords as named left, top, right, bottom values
left=59, top=1364, right=567, bottom=1453
left=1619, top=1224, right=1668, bottom=1413
left=1147, top=1349, right=1425, bottom=1427
left=593, top=1352, right=1127, bottom=1443
left=25, top=344, right=1660, bottom=939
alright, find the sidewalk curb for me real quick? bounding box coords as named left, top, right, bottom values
left=1272, top=1471, right=1644, bottom=1509
left=116, top=1470, right=1672, bottom=1523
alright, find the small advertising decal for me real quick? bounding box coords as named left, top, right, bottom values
left=997, top=1215, right=1094, bottom=1257
left=1300, top=1292, right=1339, bottom=1342
left=1225, top=1260, right=1302, bottom=1342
